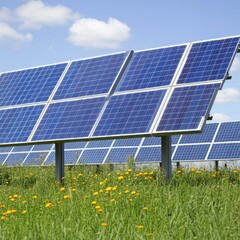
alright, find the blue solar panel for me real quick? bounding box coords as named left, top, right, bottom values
left=180, top=123, right=218, bottom=143
left=143, top=137, right=161, bottom=146
left=0, top=146, right=13, bottom=153
left=113, top=138, right=142, bottom=146
left=93, top=90, right=166, bottom=137
left=116, top=45, right=186, bottom=92
left=65, top=142, right=87, bottom=149
left=0, top=154, right=8, bottom=164
left=0, top=63, right=67, bottom=107
left=105, top=148, right=137, bottom=163
left=23, top=152, right=48, bottom=166
left=78, top=149, right=108, bottom=164
left=0, top=105, right=44, bottom=143
left=178, top=37, right=239, bottom=84
left=157, top=83, right=220, bottom=132
left=215, top=122, right=240, bottom=142
left=173, top=145, right=210, bottom=161
left=65, top=150, right=82, bottom=164
left=53, top=53, right=127, bottom=100
left=136, top=147, right=161, bottom=162
left=86, top=140, right=113, bottom=148
left=4, top=153, right=27, bottom=166
left=33, top=97, right=105, bottom=141
left=12, top=145, right=33, bottom=152
left=208, top=143, right=240, bottom=160
left=43, top=152, right=55, bottom=165
left=32, top=144, right=53, bottom=151
left=172, top=135, right=181, bottom=144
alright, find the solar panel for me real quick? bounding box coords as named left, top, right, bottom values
left=156, top=83, right=220, bottom=132
left=54, top=53, right=128, bottom=100
left=64, top=142, right=87, bottom=149
left=180, top=123, right=218, bottom=143
left=105, top=148, right=137, bottom=163
left=173, top=145, right=210, bottom=161
left=142, top=137, right=161, bottom=146
left=4, top=153, right=27, bottom=166
left=33, top=97, right=106, bottom=141
left=0, top=146, right=13, bottom=153
left=86, top=140, right=113, bottom=148
left=78, top=149, right=108, bottom=164
left=208, top=143, right=240, bottom=160
left=65, top=150, right=82, bottom=164
left=93, top=90, right=166, bottom=137
left=43, top=152, right=55, bottom=165
left=116, top=45, right=186, bottom=92
left=0, top=105, right=44, bottom=144
left=0, top=154, right=8, bottom=164
left=136, top=147, right=161, bottom=162
left=215, top=122, right=240, bottom=142
left=113, top=138, right=142, bottom=146
left=177, top=37, right=239, bottom=84
left=23, top=152, right=48, bottom=166
left=12, top=145, right=33, bottom=152
left=0, top=63, right=67, bottom=107
left=32, top=144, right=53, bottom=151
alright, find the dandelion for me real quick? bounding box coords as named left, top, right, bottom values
left=32, top=195, right=37, bottom=199
left=127, top=169, right=132, bottom=172
left=59, top=187, right=65, bottom=191
left=110, top=199, right=116, bottom=203
left=93, top=192, right=99, bottom=196
left=128, top=198, right=133, bottom=202
left=13, top=194, right=18, bottom=198
left=46, top=203, right=53, bottom=208
left=91, top=201, right=97, bottom=205
left=95, top=205, right=101, bottom=210
left=131, top=191, right=136, bottom=195
left=22, top=201, right=27, bottom=204
left=83, top=196, right=88, bottom=199
left=117, top=176, right=124, bottom=180
left=101, top=223, right=108, bottom=227
left=21, top=210, right=27, bottom=215
left=106, top=187, right=112, bottom=191
left=63, top=195, right=71, bottom=199
left=136, top=225, right=144, bottom=229
left=112, top=186, right=117, bottom=191
left=1, top=216, right=7, bottom=220
left=71, top=188, right=76, bottom=192
left=0, top=205, right=6, bottom=209
left=143, top=207, right=148, bottom=211
left=147, top=232, right=153, bottom=237
left=125, top=190, right=130, bottom=194
left=10, top=198, right=14, bottom=202
left=97, top=208, right=103, bottom=213
left=190, top=167, right=195, bottom=172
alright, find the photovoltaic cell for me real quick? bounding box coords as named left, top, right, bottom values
left=178, top=37, right=240, bottom=84
left=208, top=143, right=240, bottom=159
left=143, top=137, right=161, bottom=146
left=173, top=145, right=210, bottom=161
left=215, top=122, right=240, bottom=142
left=180, top=123, right=218, bottom=143
left=65, top=142, right=87, bottom=149
left=79, top=149, right=108, bottom=164
left=0, top=105, right=44, bottom=143
left=4, top=153, right=27, bottom=166
left=157, top=84, right=220, bottom=132
left=0, top=146, right=13, bottom=153
left=0, top=154, right=8, bottom=164
left=0, top=63, right=67, bottom=107
left=106, top=148, right=137, bottom=163
left=65, top=150, right=82, bottom=164
left=116, top=45, right=186, bottom=92
left=23, top=152, right=48, bottom=166
left=44, top=152, right=54, bottom=165
left=113, top=138, right=142, bottom=146
left=12, top=145, right=33, bottom=152
left=33, top=97, right=106, bottom=141
left=93, top=90, right=166, bottom=137
left=136, top=147, right=161, bottom=162
left=54, top=53, right=127, bottom=100
left=32, top=144, right=53, bottom=151
left=86, top=140, right=113, bottom=148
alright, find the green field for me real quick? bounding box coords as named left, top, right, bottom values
left=0, top=166, right=239, bottom=239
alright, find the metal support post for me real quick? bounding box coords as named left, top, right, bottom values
left=55, top=142, right=64, bottom=184
left=161, top=136, right=172, bottom=181
left=215, top=161, right=219, bottom=171
left=176, top=162, right=180, bottom=169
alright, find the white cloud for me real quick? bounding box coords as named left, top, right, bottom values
left=0, top=22, right=32, bottom=45
left=230, top=56, right=240, bottom=73
left=15, top=0, right=80, bottom=29
left=215, top=88, right=240, bottom=103
left=68, top=17, right=131, bottom=49
left=212, top=113, right=232, bottom=122
left=0, top=7, right=12, bottom=21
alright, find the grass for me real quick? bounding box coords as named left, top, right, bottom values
left=0, top=165, right=239, bottom=239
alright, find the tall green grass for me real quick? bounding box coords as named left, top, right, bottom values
left=0, top=166, right=239, bottom=239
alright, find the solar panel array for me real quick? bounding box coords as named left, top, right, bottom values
left=0, top=121, right=239, bottom=166
left=0, top=36, right=239, bottom=145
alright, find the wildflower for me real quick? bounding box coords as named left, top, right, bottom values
left=93, top=192, right=99, bottom=196
left=59, top=187, right=65, bottom=191
left=131, top=191, right=136, bottom=195
left=95, top=205, right=101, bottom=210
left=101, top=223, right=108, bottom=227
left=112, top=186, right=117, bottom=191
left=21, top=210, right=27, bottom=215
left=147, top=232, right=153, bottom=237
left=233, top=170, right=238, bottom=173
left=110, top=199, right=116, bottom=203
left=83, top=196, right=88, bottom=199
left=127, top=169, right=132, bottom=172
left=46, top=203, right=53, bottom=208
left=105, top=187, right=112, bottom=191
left=97, top=208, right=103, bottom=213
left=0, top=205, right=6, bottom=209
left=143, top=207, right=148, bottom=211
left=63, top=195, right=71, bottom=199
left=71, top=188, right=76, bottom=192
left=1, top=216, right=7, bottom=220
left=190, top=167, right=195, bottom=172
left=10, top=198, right=14, bottom=202
left=32, top=195, right=37, bottom=199
left=22, top=201, right=27, bottom=204
left=136, top=225, right=144, bottom=229
left=99, top=189, right=103, bottom=193
left=128, top=198, right=133, bottom=202
left=13, top=194, right=18, bottom=198
left=125, top=190, right=130, bottom=194
left=91, top=201, right=97, bottom=205
left=117, top=176, right=124, bottom=180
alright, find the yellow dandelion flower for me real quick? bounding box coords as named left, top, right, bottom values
left=99, top=189, right=103, bottom=193
left=190, top=167, right=195, bottom=172
left=63, top=195, right=71, bottom=199
left=11, top=210, right=17, bottom=213
left=13, top=194, right=18, bottom=198
left=21, top=210, right=27, bottom=215
left=147, top=232, right=153, bottom=237
left=0, top=205, right=6, bottom=209
left=125, top=171, right=129, bottom=175
left=1, top=216, right=7, bottom=220
left=143, top=207, right=148, bottom=211
left=110, top=199, right=116, bottom=203
left=97, top=208, right=103, bottom=213
left=32, top=195, right=37, bottom=199
left=233, top=169, right=238, bottom=173
left=93, top=192, right=99, bottom=196
left=83, top=196, right=88, bottom=199
left=176, top=170, right=182, bottom=174
left=195, top=170, right=201, bottom=174
left=112, top=186, right=117, bottom=191
left=127, top=169, right=132, bottom=172
left=135, top=225, right=144, bottom=229
left=10, top=198, right=14, bottom=202
left=128, top=198, right=133, bottom=202
left=101, top=223, right=108, bottom=227
left=117, top=176, right=124, bottom=180
left=125, top=190, right=130, bottom=194
left=99, top=181, right=104, bottom=185
left=8, top=196, right=12, bottom=199
left=22, top=201, right=27, bottom=204
left=59, top=187, right=65, bottom=191
left=91, top=201, right=97, bottom=205
left=71, top=188, right=76, bottom=192
left=106, top=187, right=112, bottom=191
left=45, top=203, right=53, bottom=208
left=95, top=205, right=101, bottom=209
left=131, top=191, right=136, bottom=195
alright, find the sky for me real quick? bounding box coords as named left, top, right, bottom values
left=0, top=0, right=240, bottom=122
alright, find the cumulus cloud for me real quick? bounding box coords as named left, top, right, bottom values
left=230, top=56, right=240, bottom=73
left=15, top=0, right=80, bottom=29
left=212, top=113, right=232, bottom=122
left=0, top=7, right=12, bottom=21
left=0, top=22, right=32, bottom=45
left=215, top=88, right=240, bottom=103
left=68, top=17, right=131, bottom=49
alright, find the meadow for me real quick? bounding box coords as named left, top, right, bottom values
left=0, top=165, right=239, bottom=240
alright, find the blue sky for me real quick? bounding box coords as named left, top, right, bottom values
left=1, top=0, right=240, bottom=122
